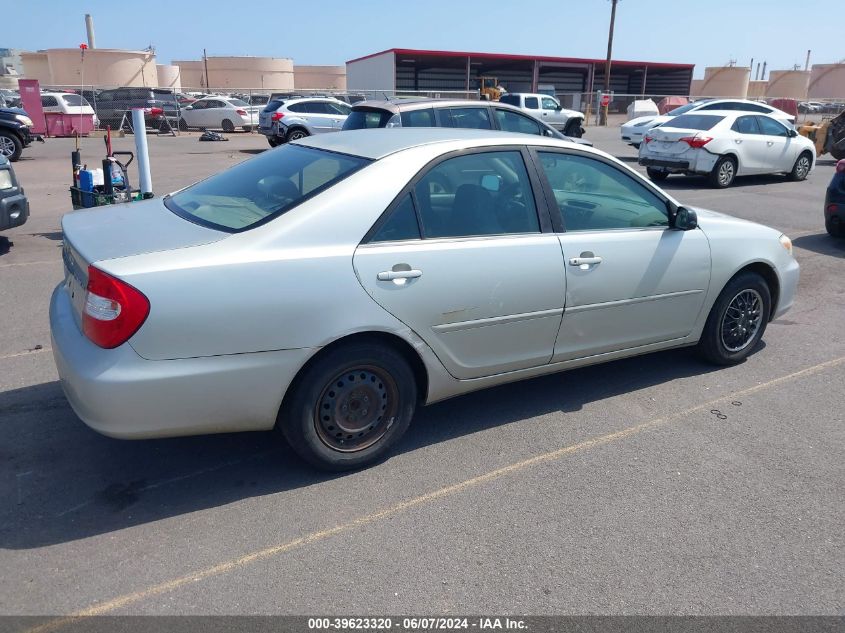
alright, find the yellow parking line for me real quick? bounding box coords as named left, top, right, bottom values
left=0, top=260, right=58, bottom=268
left=27, top=353, right=845, bottom=632
left=0, top=347, right=52, bottom=361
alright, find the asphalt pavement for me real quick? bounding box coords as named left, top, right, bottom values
left=0, top=125, right=842, bottom=619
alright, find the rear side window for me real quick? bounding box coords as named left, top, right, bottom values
left=732, top=116, right=760, bottom=135
left=370, top=194, right=421, bottom=242
left=499, top=95, right=519, bottom=106
left=442, top=107, right=492, bottom=130
left=401, top=108, right=436, bottom=127
left=524, top=97, right=540, bottom=109
left=342, top=109, right=395, bottom=130
left=62, top=94, right=87, bottom=106
left=664, top=114, right=724, bottom=130
left=165, top=145, right=370, bottom=232
left=287, top=102, right=308, bottom=113
left=41, top=96, right=59, bottom=107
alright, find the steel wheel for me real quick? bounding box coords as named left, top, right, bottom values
left=719, top=289, right=763, bottom=352
left=314, top=365, right=399, bottom=452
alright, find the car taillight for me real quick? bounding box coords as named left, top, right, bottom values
left=144, top=106, right=164, bottom=117
left=837, top=159, right=845, bottom=174
left=828, top=204, right=839, bottom=213
left=236, top=109, right=247, bottom=116
left=644, top=135, right=655, bottom=144
left=680, top=136, right=713, bottom=148
left=271, top=112, right=284, bottom=121
left=82, top=266, right=150, bottom=349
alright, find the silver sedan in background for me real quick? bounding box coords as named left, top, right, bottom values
left=50, top=129, right=799, bottom=470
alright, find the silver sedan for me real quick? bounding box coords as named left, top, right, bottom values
left=50, top=129, right=799, bottom=470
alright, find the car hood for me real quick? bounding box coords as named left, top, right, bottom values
left=61, top=196, right=228, bottom=265
left=688, top=206, right=776, bottom=235
left=623, top=115, right=670, bottom=129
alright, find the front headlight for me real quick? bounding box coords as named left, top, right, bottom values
left=14, top=114, right=33, bottom=127
left=778, top=234, right=793, bottom=256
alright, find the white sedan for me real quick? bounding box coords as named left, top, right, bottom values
left=639, top=111, right=815, bottom=188
left=622, top=99, right=796, bottom=148
left=179, top=97, right=261, bottom=132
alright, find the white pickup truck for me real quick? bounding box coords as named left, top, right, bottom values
left=499, top=93, right=585, bottom=137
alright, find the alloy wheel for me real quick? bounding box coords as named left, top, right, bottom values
left=796, top=155, right=810, bottom=179
left=718, top=160, right=735, bottom=186
left=720, top=289, right=763, bottom=352
left=0, top=136, right=14, bottom=157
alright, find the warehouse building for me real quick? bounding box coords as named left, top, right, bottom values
left=346, top=48, right=695, bottom=109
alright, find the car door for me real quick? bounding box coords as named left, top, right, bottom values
left=540, top=96, right=566, bottom=128
left=290, top=101, right=334, bottom=133
left=204, top=100, right=228, bottom=128
left=730, top=115, right=770, bottom=173
left=532, top=149, right=711, bottom=362
left=324, top=101, right=351, bottom=129
left=353, top=148, right=566, bottom=380
left=754, top=115, right=798, bottom=172
left=438, top=106, right=493, bottom=130
left=493, top=108, right=544, bottom=136
left=182, top=99, right=205, bottom=127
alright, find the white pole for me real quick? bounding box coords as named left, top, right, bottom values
left=131, top=108, right=153, bottom=196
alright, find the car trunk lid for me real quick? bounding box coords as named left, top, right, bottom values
left=645, top=127, right=704, bottom=155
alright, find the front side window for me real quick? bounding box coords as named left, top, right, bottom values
left=190, top=101, right=207, bottom=110
left=165, top=145, right=370, bottom=232
left=494, top=109, right=542, bottom=135
left=525, top=97, right=540, bottom=110
left=537, top=152, right=668, bottom=231
left=41, top=96, right=59, bottom=107
left=326, top=102, right=351, bottom=116
left=442, top=107, right=492, bottom=130
left=541, top=97, right=559, bottom=111
left=412, top=151, right=539, bottom=238
left=228, top=98, right=250, bottom=108
left=755, top=116, right=789, bottom=137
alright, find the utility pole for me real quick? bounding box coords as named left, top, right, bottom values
left=203, top=48, right=210, bottom=90
left=600, top=0, right=619, bottom=126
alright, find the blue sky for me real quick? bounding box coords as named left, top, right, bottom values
left=7, top=0, right=841, bottom=78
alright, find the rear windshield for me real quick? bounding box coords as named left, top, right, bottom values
left=164, top=145, right=371, bottom=232
left=228, top=98, right=250, bottom=107
left=152, top=90, right=178, bottom=103
left=662, top=114, right=724, bottom=131
left=62, top=94, right=89, bottom=106
left=666, top=102, right=697, bottom=116
left=263, top=100, right=285, bottom=112
left=343, top=109, right=395, bottom=130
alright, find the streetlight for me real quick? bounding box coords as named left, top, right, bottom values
left=600, top=0, right=619, bottom=126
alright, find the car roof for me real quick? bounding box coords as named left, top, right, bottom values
left=351, top=98, right=542, bottom=115
left=295, top=127, right=584, bottom=160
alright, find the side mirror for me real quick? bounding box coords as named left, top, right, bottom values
left=184, top=105, right=193, bottom=110
left=788, top=128, right=798, bottom=138
left=481, top=174, right=502, bottom=192
left=673, top=206, right=698, bottom=231
left=555, top=105, right=562, bottom=111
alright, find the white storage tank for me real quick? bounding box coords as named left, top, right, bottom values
left=156, top=64, right=181, bottom=91
left=808, top=63, right=845, bottom=99
left=696, top=66, right=750, bottom=99
left=766, top=70, right=809, bottom=100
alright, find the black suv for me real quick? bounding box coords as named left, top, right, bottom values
left=342, top=98, right=592, bottom=146
left=0, top=108, right=36, bottom=162
left=93, top=87, right=180, bottom=129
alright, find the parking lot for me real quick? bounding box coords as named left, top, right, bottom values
left=1, top=124, right=843, bottom=618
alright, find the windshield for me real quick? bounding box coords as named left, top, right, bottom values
left=164, top=145, right=370, bottom=232
left=666, top=102, right=697, bottom=116
left=62, top=94, right=89, bottom=107
left=342, top=109, right=395, bottom=130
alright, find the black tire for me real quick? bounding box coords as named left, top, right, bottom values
left=631, top=143, right=641, bottom=149
left=267, top=137, right=280, bottom=148
left=646, top=167, right=669, bottom=182
left=0, top=131, right=23, bottom=161
left=286, top=128, right=308, bottom=142
left=178, top=118, right=189, bottom=131
left=788, top=151, right=812, bottom=181
left=564, top=119, right=584, bottom=138
left=826, top=216, right=842, bottom=237
left=708, top=155, right=737, bottom=188
left=830, top=146, right=845, bottom=161
left=280, top=343, right=417, bottom=471
left=242, top=125, right=253, bottom=133
left=697, top=271, right=771, bottom=365
left=221, top=119, right=235, bottom=132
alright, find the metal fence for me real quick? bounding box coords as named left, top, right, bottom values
left=16, top=84, right=845, bottom=134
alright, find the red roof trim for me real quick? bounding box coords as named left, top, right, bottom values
left=346, top=48, right=694, bottom=69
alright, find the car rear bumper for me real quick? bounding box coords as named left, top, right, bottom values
left=50, top=282, right=315, bottom=439
left=639, top=148, right=719, bottom=174
left=0, top=190, right=28, bottom=230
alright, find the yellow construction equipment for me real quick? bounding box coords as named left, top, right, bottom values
left=479, top=77, right=504, bottom=101
left=798, top=110, right=845, bottom=160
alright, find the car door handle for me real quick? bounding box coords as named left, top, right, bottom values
left=767, top=141, right=774, bottom=146
left=569, top=256, right=602, bottom=266
left=734, top=139, right=742, bottom=144
left=377, top=269, right=422, bottom=281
